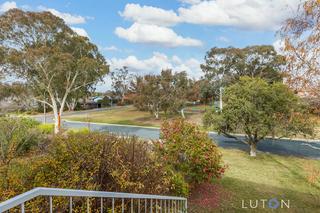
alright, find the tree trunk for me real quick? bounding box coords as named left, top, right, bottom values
left=51, top=97, right=60, bottom=134
left=154, top=107, right=159, bottom=119
left=181, top=108, right=185, bottom=119
left=154, top=111, right=159, bottom=119
left=53, top=114, right=59, bottom=134
left=250, top=143, right=257, bottom=157
left=66, top=99, right=77, bottom=111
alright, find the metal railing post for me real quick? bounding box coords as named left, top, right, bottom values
left=122, top=198, right=124, bottom=213
left=145, top=199, right=147, bottom=213
left=112, top=198, right=115, bottom=213
left=21, top=203, right=25, bottom=213
left=49, top=196, right=53, bottom=213
left=69, top=197, right=72, bottom=213
left=100, top=198, right=103, bottom=213
left=131, top=198, right=134, bottom=213
left=87, top=198, right=90, bottom=213
left=138, top=198, right=141, bottom=213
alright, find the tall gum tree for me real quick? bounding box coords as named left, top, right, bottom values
left=200, top=45, right=285, bottom=100
left=0, top=9, right=109, bottom=133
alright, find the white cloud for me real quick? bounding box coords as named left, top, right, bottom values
left=179, top=0, right=203, bottom=5
left=216, top=36, right=230, bottom=43
left=104, top=46, right=120, bottom=51
left=172, top=55, right=182, bottom=64
left=109, top=52, right=202, bottom=78
left=0, top=1, right=17, bottom=13
left=178, top=0, right=301, bottom=30
left=119, top=1, right=300, bottom=31
left=71, top=27, right=89, bottom=38
left=115, top=23, right=202, bottom=47
left=38, top=6, right=86, bottom=25
left=120, top=3, right=180, bottom=27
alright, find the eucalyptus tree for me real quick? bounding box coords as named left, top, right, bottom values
left=133, top=70, right=189, bottom=119
left=110, top=66, right=133, bottom=104
left=0, top=9, right=109, bottom=133
left=201, top=45, right=285, bottom=99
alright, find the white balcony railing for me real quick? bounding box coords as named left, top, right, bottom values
left=0, top=187, right=187, bottom=212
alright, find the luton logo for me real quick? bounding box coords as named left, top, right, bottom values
left=241, top=198, right=290, bottom=209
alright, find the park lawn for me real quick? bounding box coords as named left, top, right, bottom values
left=314, top=115, right=320, bottom=138
left=63, top=105, right=203, bottom=127
left=185, top=104, right=212, bottom=111
left=189, top=148, right=320, bottom=213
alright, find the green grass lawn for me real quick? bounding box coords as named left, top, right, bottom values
left=189, top=149, right=320, bottom=212
left=64, top=105, right=203, bottom=127
left=64, top=105, right=320, bottom=140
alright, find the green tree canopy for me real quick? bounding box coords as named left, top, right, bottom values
left=200, top=45, right=285, bottom=100
left=203, top=77, right=314, bottom=157
left=110, top=66, right=133, bottom=104
left=132, top=70, right=189, bottom=119
left=0, top=9, right=109, bottom=133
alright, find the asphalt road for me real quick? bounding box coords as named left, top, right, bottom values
left=62, top=120, right=320, bottom=159
left=31, top=108, right=320, bottom=159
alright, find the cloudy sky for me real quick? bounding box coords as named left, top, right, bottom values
left=0, top=0, right=300, bottom=91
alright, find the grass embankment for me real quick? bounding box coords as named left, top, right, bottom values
left=189, top=149, right=320, bottom=213
left=64, top=105, right=203, bottom=127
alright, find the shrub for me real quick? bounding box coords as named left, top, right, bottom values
left=0, top=117, right=40, bottom=166
left=157, top=119, right=225, bottom=186
left=0, top=117, right=41, bottom=198
left=37, top=123, right=54, bottom=134
left=31, top=132, right=172, bottom=194
left=66, top=127, right=90, bottom=134
left=0, top=132, right=177, bottom=210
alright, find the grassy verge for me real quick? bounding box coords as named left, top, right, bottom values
left=189, top=148, right=320, bottom=212
left=64, top=105, right=203, bottom=127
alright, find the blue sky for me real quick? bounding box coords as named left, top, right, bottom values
left=0, top=0, right=300, bottom=91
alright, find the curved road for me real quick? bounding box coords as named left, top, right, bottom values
left=30, top=107, right=320, bottom=159
left=63, top=120, right=320, bottom=159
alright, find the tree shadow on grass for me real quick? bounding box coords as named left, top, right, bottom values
left=189, top=177, right=320, bottom=213
left=264, top=154, right=320, bottom=191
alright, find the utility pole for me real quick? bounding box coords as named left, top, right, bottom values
left=219, top=87, right=223, bottom=111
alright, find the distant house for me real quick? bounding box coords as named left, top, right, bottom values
left=82, top=96, right=103, bottom=109
left=81, top=95, right=120, bottom=109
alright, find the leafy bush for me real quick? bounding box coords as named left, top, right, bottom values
left=0, top=117, right=40, bottom=166
left=1, top=122, right=225, bottom=210
left=1, top=132, right=178, bottom=210
left=157, top=119, right=225, bottom=186
left=66, top=127, right=90, bottom=134
left=0, top=117, right=41, bottom=199
left=37, top=123, right=54, bottom=134
left=31, top=132, right=172, bottom=194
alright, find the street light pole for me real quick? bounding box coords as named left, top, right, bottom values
left=219, top=87, right=223, bottom=111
